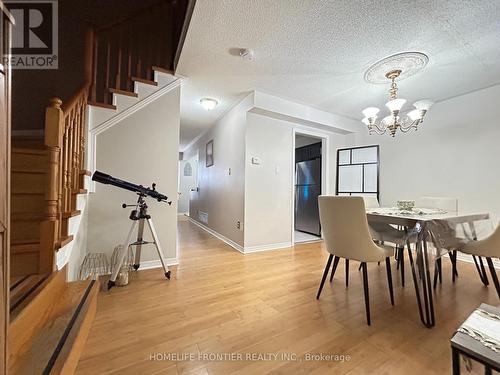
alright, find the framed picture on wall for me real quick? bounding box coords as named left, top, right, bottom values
left=206, top=140, right=214, bottom=167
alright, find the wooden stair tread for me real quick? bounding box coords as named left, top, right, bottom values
left=12, top=238, right=40, bottom=245
left=131, top=76, right=158, bottom=86
left=88, top=101, right=117, bottom=110
left=74, top=188, right=88, bottom=195
left=152, top=66, right=174, bottom=74
left=11, top=212, right=45, bottom=221
left=80, top=170, right=92, bottom=177
left=62, top=210, right=81, bottom=219
left=11, top=147, right=47, bottom=155
left=109, top=88, right=138, bottom=97
left=11, top=168, right=46, bottom=174
left=9, top=274, right=49, bottom=318
left=9, top=277, right=99, bottom=375
left=57, top=235, right=74, bottom=249
left=11, top=242, right=39, bottom=254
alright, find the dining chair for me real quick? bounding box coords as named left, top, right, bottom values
left=361, top=196, right=409, bottom=286
left=316, top=196, right=395, bottom=325
left=416, top=196, right=460, bottom=286
left=460, top=223, right=500, bottom=298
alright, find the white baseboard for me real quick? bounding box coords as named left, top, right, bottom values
left=187, top=218, right=244, bottom=253
left=456, top=253, right=500, bottom=269
left=244, top=242, right=292, bottom=253
left=187, top=218, right=294, bottom=254
left=138, top=258, right=179, bottom=270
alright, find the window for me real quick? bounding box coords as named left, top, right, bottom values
left=336, top=145, right=379, bottom=200
left=183, top=162, right=192, bottom=177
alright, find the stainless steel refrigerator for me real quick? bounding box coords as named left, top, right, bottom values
left=295, top=158, right=321, bottom=236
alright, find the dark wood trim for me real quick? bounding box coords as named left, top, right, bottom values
left=173, top=0, right=197, bottom=71
left=108, top=88, right=138, bottom=98
left=152, top=66, right=174, bottom=75
left=131, top=76, right=158, bottom=86
left=87, top=101, right=117, bottom=110
left=62, top=210, right=81, bottom=219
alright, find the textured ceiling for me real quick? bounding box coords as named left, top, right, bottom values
left=177, top=0, right=500, bottom=149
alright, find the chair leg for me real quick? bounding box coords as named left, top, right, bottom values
left=473, top=256, right=489, bottom=286
left=329, top=256, right=340, bottom=282
left=451, top=251, right=458, bottom=282
left=485, top=257, right=500, bottom=299
left=385, top=257, right=394, bottom=306
left=399, top=247, right=405, bottom=287
left=358, top=263, right=362, bottom=271
left=433, top=258, right=442, bottom=289
left=361, top=262, right=371, bottom=325
left=317, top=254, right=333, bottom=300
left=345, top=259, right=349, bottom=287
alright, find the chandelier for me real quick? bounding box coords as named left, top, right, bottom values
left=361, top=52, right=433, bottom=137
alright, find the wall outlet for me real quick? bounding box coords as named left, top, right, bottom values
left=251, top=157, right=261, bottom=165
left=236, top=220, right=243, bottom=230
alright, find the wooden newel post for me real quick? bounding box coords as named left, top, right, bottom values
left=39, top=97, right=64, bottom=273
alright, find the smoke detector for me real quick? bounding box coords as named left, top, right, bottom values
left=239, top=48, right=254, bottom=61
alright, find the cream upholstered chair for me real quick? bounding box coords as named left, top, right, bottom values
left=363, top=196, right=380, bottom=209
left=460, top=224, right=500, bottom=298
left=362, top=196, right=409, bottom=286
left=416, top=196, right=458, bottom=212
left=316, top=196, right=395, bottom=325
left=416, top=196, right=460, bottom=285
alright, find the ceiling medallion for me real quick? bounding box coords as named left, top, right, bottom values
left=364, top=51, right=429, bottom=84
left=361, top=52, right=433, bottom=137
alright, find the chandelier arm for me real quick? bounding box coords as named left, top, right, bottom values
left=399, top=119, right=420, bottom=132
left=368, top=122, right=387, bottom=135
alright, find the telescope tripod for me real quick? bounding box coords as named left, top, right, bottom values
left=108, top=194, right=171, bottom=290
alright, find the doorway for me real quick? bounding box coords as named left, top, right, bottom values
left=178, top=154, right=198, bottom=216
left=293, top=132, right=326, bottom=244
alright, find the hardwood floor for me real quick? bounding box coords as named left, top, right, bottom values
left=75, top=218, right=499, bottom=374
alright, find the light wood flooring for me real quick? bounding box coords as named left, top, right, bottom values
left=75, top=218, right=499, bottom=374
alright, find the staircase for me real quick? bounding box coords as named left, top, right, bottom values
left=8, top=0, right=194, bottom=372
left=11, top=145, right=46, bottom=277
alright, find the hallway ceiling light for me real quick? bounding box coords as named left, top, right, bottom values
left=200, top=97, right=218, bottom=111
left=361, top=52, right=433, bottom=137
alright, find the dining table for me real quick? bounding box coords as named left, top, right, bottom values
left=366, top=207, right=490, bottom=328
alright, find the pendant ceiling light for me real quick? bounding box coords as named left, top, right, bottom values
left=361, top=52, right=433, bottom=137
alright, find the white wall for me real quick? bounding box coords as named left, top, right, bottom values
left=183, top=94, right=254, bottom=247
left=244, top=113, right=294, bottom=249
left=244, top=112, right=349, bottom=249
left=87, top=87, right=180, bottom=263
left=182, top=90, right=357, bottom=251
left=350, top=84, right=500, bottom=224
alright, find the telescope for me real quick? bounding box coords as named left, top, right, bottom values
left=91, top=170, right=173, bottom=289
left=92, top=170, right=171, bottom=204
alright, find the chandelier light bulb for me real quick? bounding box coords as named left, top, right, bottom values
left=407, top=109, right=421, bottom=121
left=413, top=99, right=433, bottom=111
left=361, top=117, right=371, bottom=126
left=362, top=107, right=380, bottom=119
left=382, top=115, right=393, bottom=125
left=385, top=98, right=406, bottom=112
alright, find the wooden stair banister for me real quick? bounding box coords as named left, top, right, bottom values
left=90, top=0, right=176, bottom=104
